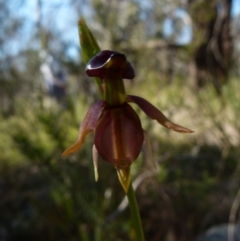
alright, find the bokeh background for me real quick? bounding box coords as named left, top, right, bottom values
left=1, top=0, right=240, bottom=240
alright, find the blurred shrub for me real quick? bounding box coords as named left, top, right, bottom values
left=0, top=77, right=240, bottom=241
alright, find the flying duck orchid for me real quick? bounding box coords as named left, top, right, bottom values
left=62, top=50, right=193, bottom=192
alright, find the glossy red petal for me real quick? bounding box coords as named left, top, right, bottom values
left=126, top=95, right=194, bottom=133
left=62, top=100, right=104, bottom=157
left=94, top=103, right=144, bottom=169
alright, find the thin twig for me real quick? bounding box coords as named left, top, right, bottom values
left=228, top=187, right=240, bottom=241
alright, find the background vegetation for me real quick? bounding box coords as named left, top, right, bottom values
left=1, top=0, right=240, bottom=240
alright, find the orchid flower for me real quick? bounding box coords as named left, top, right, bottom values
left=62, top=50, right=193, bottom=192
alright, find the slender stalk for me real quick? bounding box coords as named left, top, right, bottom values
left=127, top=182, right=145, bottom=241
left=104, top=76, right=126, bottom=106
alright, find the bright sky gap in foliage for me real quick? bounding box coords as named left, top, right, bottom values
left=7, top=0, right=240, bottom=59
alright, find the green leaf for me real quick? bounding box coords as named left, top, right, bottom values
left=78, top=18, right=103, bottom=97
left=78, top=18, right=101, bottom=64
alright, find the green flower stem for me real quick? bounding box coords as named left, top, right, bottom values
left=127, top=182, right=145, bottom=241
left=104, top=77, right=126, bottom=106
left=94, top=77, right=104, bottom=99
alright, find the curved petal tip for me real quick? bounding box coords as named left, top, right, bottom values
left=163, top=121, right=194, bottom=133
left=62, top=139, right=84, bottom=157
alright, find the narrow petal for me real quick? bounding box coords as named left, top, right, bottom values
left=126, top=95, right=194, bottom=133
left=144, top=131, right=156, bottom=169
left=92, top=145, right=99, bottom=182
left=62, top=100, right=104, bottom=157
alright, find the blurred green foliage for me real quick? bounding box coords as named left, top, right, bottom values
left=1, top=76, right=240, bottom=241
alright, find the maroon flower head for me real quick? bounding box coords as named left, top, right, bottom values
left=63, top=50, right=193, bottom=192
